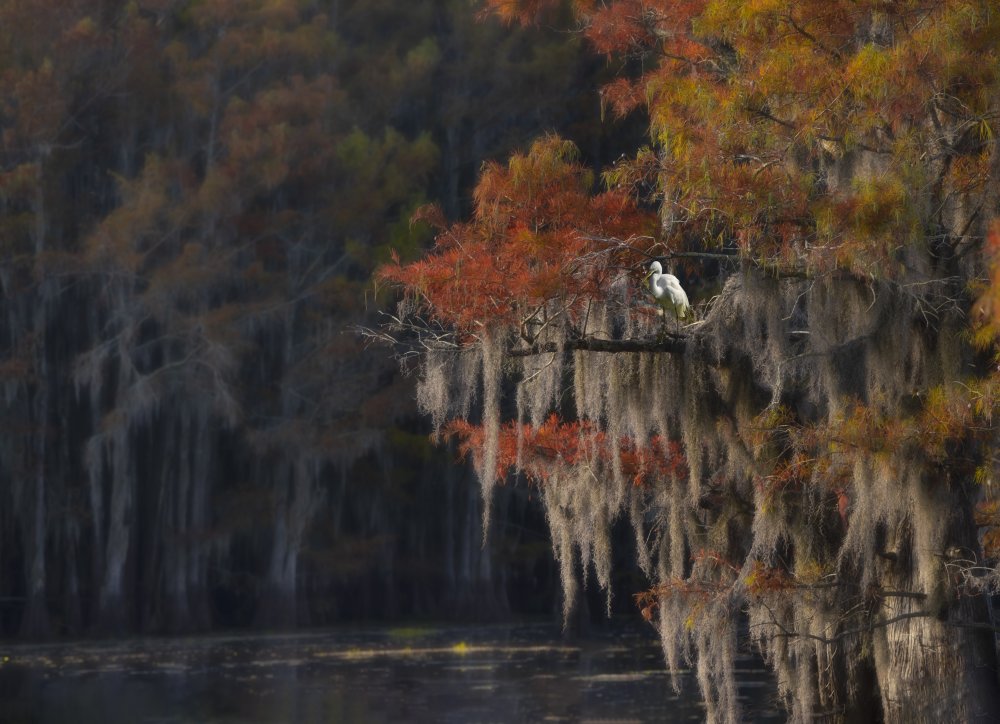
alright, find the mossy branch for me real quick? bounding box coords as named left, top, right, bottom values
left=507, top=334, right=687, bottom=357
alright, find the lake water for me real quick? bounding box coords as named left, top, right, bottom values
left=0, top=622, right=781, bottom=723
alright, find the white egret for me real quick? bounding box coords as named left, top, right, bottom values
left=645, top=261, right=691, bottom=324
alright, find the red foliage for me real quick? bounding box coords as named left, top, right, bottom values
left=634, top=547, right=741, bottom=620
left=444, top=413, right=686, bottom=486
left=587, top=0, right=707, bottom=59
left=600, top=77, right=644, bottom=118
left=379, top=135, right=655, bottom=334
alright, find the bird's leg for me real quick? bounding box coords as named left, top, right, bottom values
left=655, top=307, right=668, bottom=341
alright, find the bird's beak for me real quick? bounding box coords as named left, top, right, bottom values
left=643, top=269, right=653, bottom=280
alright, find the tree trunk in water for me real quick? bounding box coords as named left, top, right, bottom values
left=157, top=408, right=212, bottom=632
left=19, top=458, right=48, bottom=638
left=874, top=476, right=1000, bottom=721
left=187, top=408, right=212, bottom=630
left=875, top=606, right=1000, bottom=721
left=168, top=413, right=193, bottom=631
left=97, top=432, right=133, bottom=634
left=20, top=163, right=50, bottom=639
left=256, top=461, right=316, bottom=628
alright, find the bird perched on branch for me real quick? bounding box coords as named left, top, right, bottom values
left=645, top=260, right=691, bottom=324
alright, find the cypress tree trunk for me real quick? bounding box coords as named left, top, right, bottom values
left=873, top=475, right=1000, bottom=720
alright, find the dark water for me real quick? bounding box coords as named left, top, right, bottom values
left=0, top=622, right=781, bottom=723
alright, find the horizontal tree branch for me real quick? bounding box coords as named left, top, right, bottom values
left=508, top=335, right=687, bottom=357
left=578, top=234, right=740, bottom=263
left=667, top=250, right=741, bottom=261
left=759, top=610, right=934, bottom=646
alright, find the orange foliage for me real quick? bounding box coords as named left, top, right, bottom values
left=744, top=560, right=795, bottom=596
left=485, top=0, right=595, bottom=26
left=402, top=0, right=1000, bottom=647
left=976, top=500, right=1000, bottom=561
left=822, top=392, right=986, bottom=468
left=386, top=1, right=1000, bottom=335
left=483, top=0, right=999, bottom=273
left=974, top=221, right=1000, bottom=345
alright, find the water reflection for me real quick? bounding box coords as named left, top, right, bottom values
left=0, top=622, right=781, bottom=722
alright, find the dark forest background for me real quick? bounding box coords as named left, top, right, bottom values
left=0, top=0, right=644, bottom=638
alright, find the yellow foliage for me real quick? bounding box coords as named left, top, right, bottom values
left=795, top=558, right=824, bottom=585
left=846, top=44, right=892, bottom=102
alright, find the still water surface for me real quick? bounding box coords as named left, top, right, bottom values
left=0, top=622, right=781, bottom=723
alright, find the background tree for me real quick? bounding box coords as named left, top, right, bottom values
left=0, top=0, right=619, bottom=636
left=379, top=1, right=1000, bottom=721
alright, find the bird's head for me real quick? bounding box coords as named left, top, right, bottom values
left=644, top=260, right=663, bottom=280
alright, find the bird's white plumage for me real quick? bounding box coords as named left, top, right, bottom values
left=645, top=261, right=691, bottom=321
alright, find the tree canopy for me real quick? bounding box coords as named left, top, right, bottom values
left=379, top=1, right=1000, bottom=721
